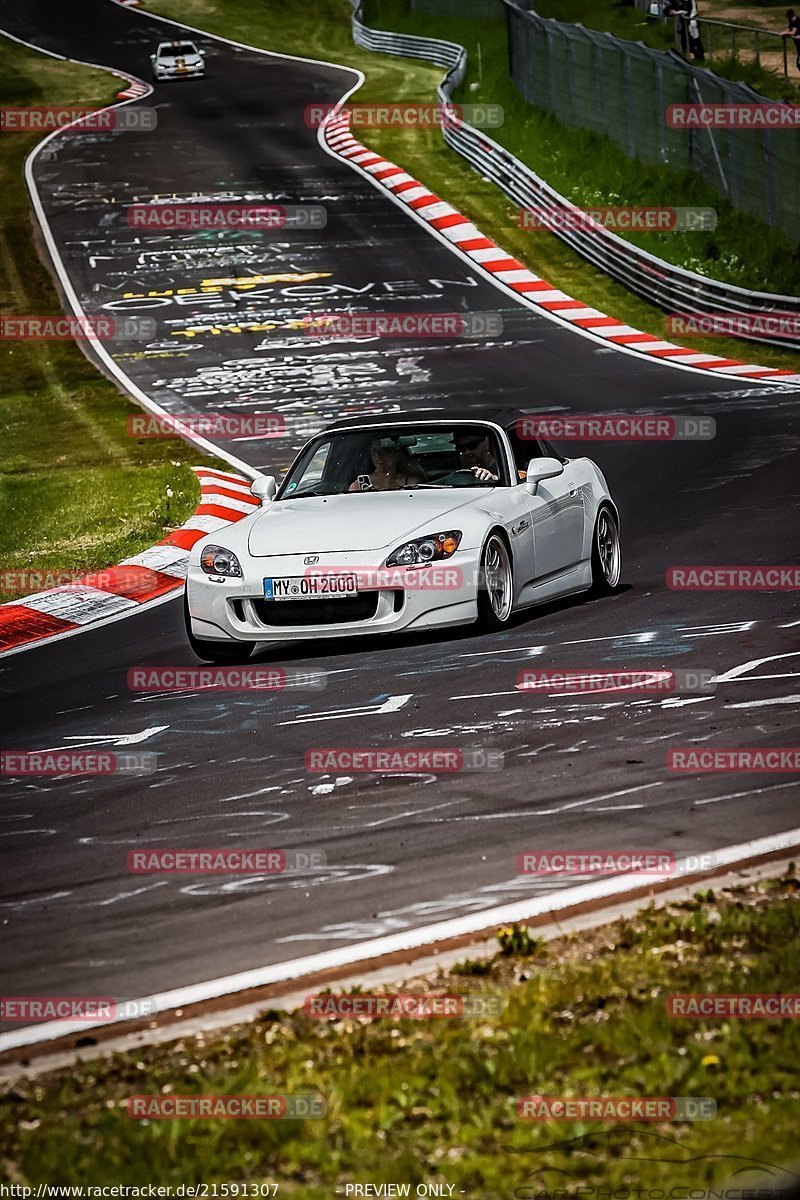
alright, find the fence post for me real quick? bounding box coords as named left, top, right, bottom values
left=762, top=129, right=777, bottom=228
left=595, top=34, right=606, bottom=128
left=505, top=1, right=514, bottom=81
left=691, top=77, right=729, bottom=194
left=784, top=35, right=789, bottom=79
left=656, top=59, right=666, bottom=161
left=565, top=32, right=574, bottom=125
left=624, top=51, right=636, bottom=155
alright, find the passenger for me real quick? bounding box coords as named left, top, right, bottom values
left=349, top=440, right=426, bottom=492
left=453, top=430, right=500, bottom=482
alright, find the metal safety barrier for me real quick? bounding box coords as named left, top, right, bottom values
left=348, top=0, right=800, bottom=350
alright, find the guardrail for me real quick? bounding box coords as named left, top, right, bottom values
left=348, top=0, right=800, bottom=350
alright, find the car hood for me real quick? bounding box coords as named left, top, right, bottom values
left=247, top=490, right=484, bottom=557
left=160, top=53, right=201, bottom=63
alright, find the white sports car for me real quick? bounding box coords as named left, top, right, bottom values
left=150, top=41, right=206, bottom=81
left=184, top=409, right=621, bottom=662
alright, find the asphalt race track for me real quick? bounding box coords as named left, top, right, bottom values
left=1, top=0, right=799, bottom=1029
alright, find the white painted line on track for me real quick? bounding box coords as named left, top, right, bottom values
left=2, top=826, right=799, bottom=1055
left=3, top=851, right=795, bottom=1082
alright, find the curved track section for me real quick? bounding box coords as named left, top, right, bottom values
left=1, top=0, right=799, bottom=1038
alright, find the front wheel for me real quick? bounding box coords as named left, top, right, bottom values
left=476, top=533, right=514, bottom=629
left=590, top=506, right=621, bottom=595
left=183, top=591, right=254, bottom=663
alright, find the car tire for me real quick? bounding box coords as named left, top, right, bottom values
left=476, top=532, right=514, bottom=630
left=590, top=505, right=621, bottom=595
left=183, top=591, right=254, bottom=663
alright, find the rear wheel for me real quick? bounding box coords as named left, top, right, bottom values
left=590, top=506, right=621, bottom=595
left=477, top=533, right=514, bottom=629
left=183, top=591, right=254, bottom=663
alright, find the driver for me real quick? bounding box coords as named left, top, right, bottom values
left=453, top=430, right=500, bottom=482
left=348, top=438, right=427, bottom=492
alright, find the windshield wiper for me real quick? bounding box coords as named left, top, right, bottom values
left=280, top=488, right=340, bottom=500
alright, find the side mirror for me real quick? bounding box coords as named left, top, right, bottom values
left=199, top=49, right=206, bottom=57
left=149, top=54, right=156, bottom=61
left=525, top=456, right=564, bottom=495
left=251, top=475, right=277, bottom=504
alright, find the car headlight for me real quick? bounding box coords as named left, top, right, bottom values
left=200, top=544, right=243, bottom=577
left=386, top=530, right=462, bottom=568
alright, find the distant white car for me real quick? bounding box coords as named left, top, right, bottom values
left=184, top=409, right=621, bottom=662
left=150, top=40, right=206, bottom=81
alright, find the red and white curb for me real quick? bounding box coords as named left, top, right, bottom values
left=116, top=77, right=149, bottom=99
left=0, top=469, right=258, bottom=658
left=322, top=112, right=800, bottom=385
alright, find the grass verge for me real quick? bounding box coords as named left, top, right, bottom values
left=1, top=874, right=798, bottom=1192
left=0, top=37, right=222, bottom=604
left=147, top=0, right=800, bottom=372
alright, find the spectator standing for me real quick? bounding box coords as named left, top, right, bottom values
left=781, top=8, right=800, bottom=72
left=687, top=0, right=705, bottom=60
left=665, top=0, right=691, bottom=56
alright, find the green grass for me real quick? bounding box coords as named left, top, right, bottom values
left=2, top=875, right=798, bottom=1193
left=0, top=38, right=226, bottom=603
left=148, top=0, right=800, bottom=373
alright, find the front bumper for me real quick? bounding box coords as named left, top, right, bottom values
left=186, top=548, right=480, bottom=644
left=154, top=64, right=205, bottom=79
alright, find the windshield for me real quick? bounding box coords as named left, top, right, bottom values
left=162, top=43, right=198, bottom=56
left=279, top=425, right=508, bottom=500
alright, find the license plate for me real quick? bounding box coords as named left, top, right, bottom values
left=264, top=574, right=357, bottom=601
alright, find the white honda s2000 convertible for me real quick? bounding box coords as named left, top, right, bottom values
left=184, top=409, right=621, bottom=662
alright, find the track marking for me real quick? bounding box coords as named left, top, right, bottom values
left=696, top=780, right=800, bottom=805
left=276, top=694, right=412, bottom=725
left=2, top=827, right=799, bottom=1053
left=30, top=726, right=168, bottom=752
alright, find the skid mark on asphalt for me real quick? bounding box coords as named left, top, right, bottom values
left=77, top=811, right=291, bottom=845
left=275, top=871, right=604, bottom=943
left=94, top=880, right=169, bottom=907
left=696, top=780, right=800, bottom=806
left=0, top=828, right=57, bottom=838
left=180, top=864, right=392, bottom=898
left=0, top=891, right=72, bottom=911
left=360, top=796, right=467, bottom=830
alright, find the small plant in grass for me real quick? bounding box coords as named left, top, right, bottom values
left=497, top=924, right=546, bottom=956
left=452, top=957, right=493, bottom=975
